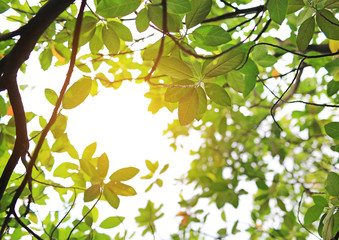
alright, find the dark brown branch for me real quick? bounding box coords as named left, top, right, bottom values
left=202, top=5, right=265, bottom=23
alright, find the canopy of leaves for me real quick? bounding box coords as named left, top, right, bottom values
left=0, top=0, right=338, bottom=239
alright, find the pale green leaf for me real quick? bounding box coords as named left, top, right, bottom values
left=136, top=8, right=149, bottom=32
left=102, top=26, right=120, bottom=54
left=106, top=181, right=137, bottom=196
left=45, top=88, right=58, bottom=106
left=178, top=89, right=199, bottom=125
left=62, top=77, right=92, bottom=109
left=82, top=142, right=97, bottom=159
left=165, top=80, right=195, bottom=103
left=148, top=5, right=182, bottom=32
left=304, top=205, right=324, bottom=225
left=205, top=83, right=231, bottom=106
left=167, top=0, right=191, bottom=14
left=100, top=216, right=124, bottom=229
left=96, top=0, right=140, bottom=18
left=107, top=21, right=133, bottom=41
left=110, top=167, right=140, bottom=181
left=103, top=186, right=120, bottom=209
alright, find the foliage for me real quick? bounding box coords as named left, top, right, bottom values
left=0, top=0, right=338, bottom=239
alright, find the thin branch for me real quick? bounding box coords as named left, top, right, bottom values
left=253, top=19, right=271, bottom=42
left=13, top=210, right=43, bottom=240
left=66, top=189, right=102, bottom=240
left=202, top=5, right=265, bottom=23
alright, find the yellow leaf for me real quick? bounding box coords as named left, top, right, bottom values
left=272, top=68, right=280, bottom=79
left=51, top=45, right=65, bottom=63
left=329, top=39, right=339, bottom=53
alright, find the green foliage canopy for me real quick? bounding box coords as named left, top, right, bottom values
left=0, top=0, right=338, bottom=239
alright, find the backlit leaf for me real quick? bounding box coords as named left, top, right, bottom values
left=167, top=0, right=191, bottom=14
left=192, top=25, right=231, bottom=46
left=204, top=50, right=245, bottom=77
left=110, top=167, right=140, bottom=181
left=82, top=142, right=97, bottom=159
left=136, top=8, right=149, bottom=32
left=102, top=26, right=120, bottom=54
left=39, top=47, right=52, bottom=71
left=97, top=153, right=109, bottom=178
left=304, top=205, right=324, bottom=225
left=54, top=162, right=78, bottom=178
left=158, top=57, right=194, bottom=79
left=100, top=216, right=124, bottom=229
left=45, top=88, right=58, bottom=106
left=103, top=186, right=120, bottom=209
left=107, top=21, right=133, bottom=41
left=205, top=83, right=231, bottom=106
left=159, top=164, right=169, bottom=174
left=84, top=184, right=101, bottom=202
left=62, top=77, right=92, bottom=109
left=148, top=5, right=182, bottom=32
left=106, top=181, right=137, bottom=196
left=96, top=0, right=140, bottom=18
left=146, top=160, right=159, bottom=172
left=178, top=89, right=199, bottom=125
left=186, top=0, right=212, bottom=28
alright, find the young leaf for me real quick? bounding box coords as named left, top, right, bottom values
left=97, top=153, right=109, bottom=178
left=159, top=164, right=169, bottom=174
left=324, top=122, right=339, bottom=139
left=178, top=89, right=199, bottom=125
left=146, top=160, right=159, bottom=172
left=84, top=184, right=101, bottom=202
left=106, top=181, right=137, bottom=196
left=204, top=50, right=245, bottom=78
left=205, top=83, right=231, bottom=106
left=196, top=86, right=207, bottom=118
left=96, top=0, right=140, bottom=18
left=82, top=142, right=97, bottom=159
left=110, top=167, right=140, bottom=181
left=62, top=77, right=92, bottom=109
left=267, top=0, right=288, bottom=24
left=89, top=25, right=104, bottom=54
left=316, top=10, right=339, bottom=40
left=103, top=186, right=120, bottom=209
left=53, top=162, right=78, bottom=178
left=100, top=216, right=124, bottom=229
left=45, top=88, right=58, bottom=106
left=192, top=25, right=231, bottom=46
left=158, top=57, right=194, bottom=79
left=185, top=0, right=212, bottom=29
left=297, top=17, right=315, bottom=51
left=39, top=47, right=52, bottom=71
left=102, top=26, right=120, bottom=54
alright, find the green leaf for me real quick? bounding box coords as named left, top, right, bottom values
left=51, top=114, right=67, bottom=138
left=155, top=178, right=163, bottom=187
left=204, top=50, right=245, bottom=78
left=178, top=88, right=199, bottom=125
left=96, top=0, right=140, bottom=18
left=167, top=0, right=191, bottom=14
left=159, top=164, right=169, bottom=174
left=316, top=10, right=339, bottom=40
left=100, top=216, right=124, bottom=229
left=148, top=5, right=182, bottom=32
left=82, top=142, right=97, bottom=159
left=136, top=8, right=149, bottom=32
left=39, top=48, right=52, bottom=71
left=313, top=196, right=328, bottom=208
left=107, top=21, right=133, bottom=41
left=268, top=0, right=288, bottom=24
left=325, top=172, right=339, bottom=196
left=297, top=17, right=315, bottom=51
left=106, top=181, right=137, bottom=196
left=89, top=25, right=104, bottom=54
left=102, top=26, right=120, bottom=54
left=205, top=83, right=231, bottom=106
left=0, top=1, right=10, bottom=13
left=45, top=88, right=58, bottom=106
left=287, top=0, right=304, bottom=14
left=327, top=80, right=339, bottom=97
left=158, top=57, right=194, bottom=79
left=97, top=153, right=109, bottom=178
left=192, top=25, right=231, bottom=46
left=296, top=7, right=315, bottom=26
left=186, top=0, right=212, bottom=29
left=196, top=86, right=207, bottom=117
left=109, top=167, right=140, bottom=181
left=84, top=184, right=101, bottom=202
left=325, top=122, right=339, bottom=140
left=62, top=77, right=92, bottom=109
left=165, top=82, right=194, bottom=103
left=325, top=0, right=339, bottom=8
left=304, top=204, right=324, bottom=225
left=103, top=186, right=120, bottom=209
left=231, top=220, right=239, bottom=234
left=54, top=162, right=78, bottom=178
